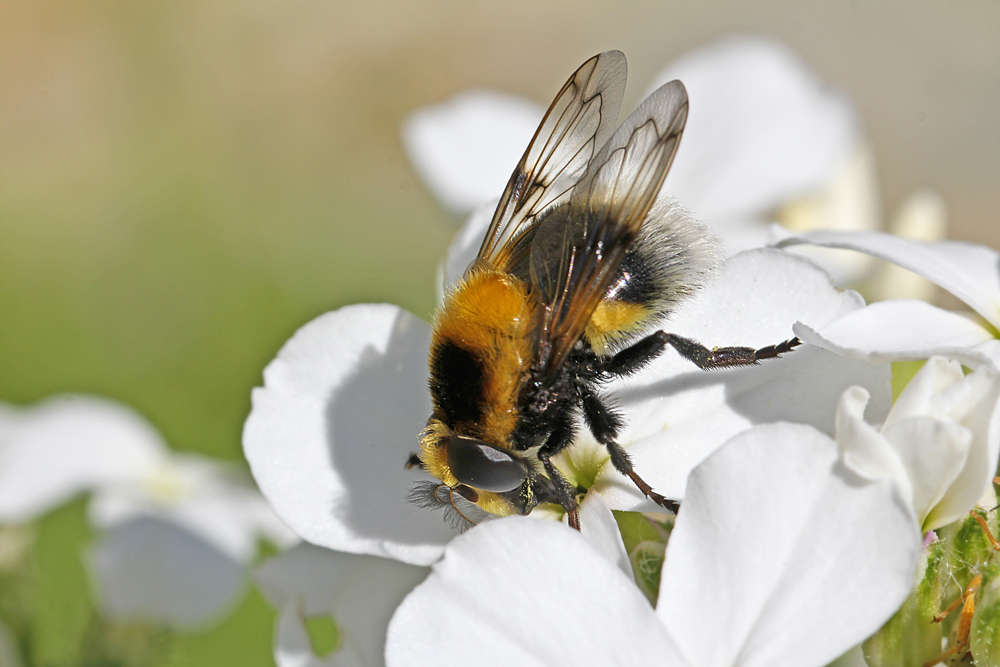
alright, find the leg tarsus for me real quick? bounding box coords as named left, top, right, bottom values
left=663, top=333, right=801, bottom=370
left=537, top=416, right=581, bottom=530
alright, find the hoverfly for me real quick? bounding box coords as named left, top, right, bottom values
left=409, top=51, right=799, bottom=529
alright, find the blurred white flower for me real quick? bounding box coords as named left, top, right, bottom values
left=775, top=231, right=1000, bottom=370
left=835, top=357, right=1000, bottom=532
left=0, top=394, right=297, bottom=628
left=866, top=190, right=948, bottom=302
left=385, top=423, right=921, bottom=667
left=255, top=543, right=428, bottom=667
left=402, top=90, right=544, bottom=213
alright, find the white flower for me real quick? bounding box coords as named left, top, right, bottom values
left=645, top=37, right=861, bottom=257
left=774, top=230, right=1000, bottom=369
left=385, top=423, right=922, bottom=667
left=243, top=233, right=889, bottom=566
left=0, top=394, right=296, bottom=628
left=0, top=396, right=165, bottom=522
left=835, top=357, right=1000, bottom=531
left=255, top=543, right=428, bottom=667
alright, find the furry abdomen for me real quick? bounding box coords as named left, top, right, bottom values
left=585, top=197, right=721, bottom=354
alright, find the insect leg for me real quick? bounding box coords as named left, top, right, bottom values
left=405, top=453, right=424, bottom=470
left=660, top=332, right=801, bottom=370
left=536, top=413, right=582, bottom=530
left=602, top=331, right=671, bottom=377
left=580, top=386, right=679, bottom=514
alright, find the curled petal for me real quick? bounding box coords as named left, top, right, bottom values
left=775, top=231, right=1000, bottom=330
left=921, top=366, right=1000, bottom=528
left=835, top=386, right=914, bottom=506
left=882, top=417, right=971, bottom=530
left=793, top=300, right=996, bottom=368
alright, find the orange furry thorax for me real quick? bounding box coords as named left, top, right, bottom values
left=431, top=267, right=536, bottom=446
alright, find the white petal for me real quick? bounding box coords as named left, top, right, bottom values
left=0, top=396, right=166, bottom=523
left=922, top=367, right=1000, bottom=529
left=243, top=304, right=457, bottom=566
left=650, top=36, right=857, bottom=222
left=88, top=453, right=296, bottom=563
left=881, top=417, right=971, bottom=530
left=883, top=356, right=965, bottom=427
left=577, top=491, right=631, bottom=579
left=90, top=487, right=257, bottom=564
left=386, top=517, right=686, bottom=667
left=593, top=249, right=890, bottom=507
left=793, top=300, right=996, bottom=368
left=775, top=231, right=1000, bottom=329
left=656, top=423, right=920, bottom=667
left=834, top=386, right=914, bottom=506
left=402, top=90, right=544, bottom=213
left=89, top=515, right=245, bottom=628
left=257, top=544, right=428, bottom=667
left=273, top=601, right=367, bottom=667
left=274, top=602, right=329, bottom=667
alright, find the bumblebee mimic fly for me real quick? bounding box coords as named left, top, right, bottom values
left=408, top=51, right=800, bottom=530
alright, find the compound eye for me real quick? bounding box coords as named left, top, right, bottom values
left=446, top=436, right=528, bottom=493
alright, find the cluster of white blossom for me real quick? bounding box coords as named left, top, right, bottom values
left=0, top=394, right=297, bottom=653
left=243, top=37, right=1000, bottom=667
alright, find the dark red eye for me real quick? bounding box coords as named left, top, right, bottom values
left=446, top=435, right=527, bottom=493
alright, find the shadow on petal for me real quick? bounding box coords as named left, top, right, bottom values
left=324, top=310, right=456, bottom=549
left=617, top=345, right=887, bottom=437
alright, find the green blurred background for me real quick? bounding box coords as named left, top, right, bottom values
left=1, top=1, right=998, bottom=665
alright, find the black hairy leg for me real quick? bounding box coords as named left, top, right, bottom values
left=405, top=452, right=424, bottom=469
left=536, top=412, right=583, bottom=530
left=659, top=333, right=801, bottom=370
left=579, top=386, right=680, bottom=515
left=602, top=330, right=671, bottom=377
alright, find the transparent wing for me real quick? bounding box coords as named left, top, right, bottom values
left=529, top=80, right=689, bottom=375
left=475, top=51, right=627, bottom=271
